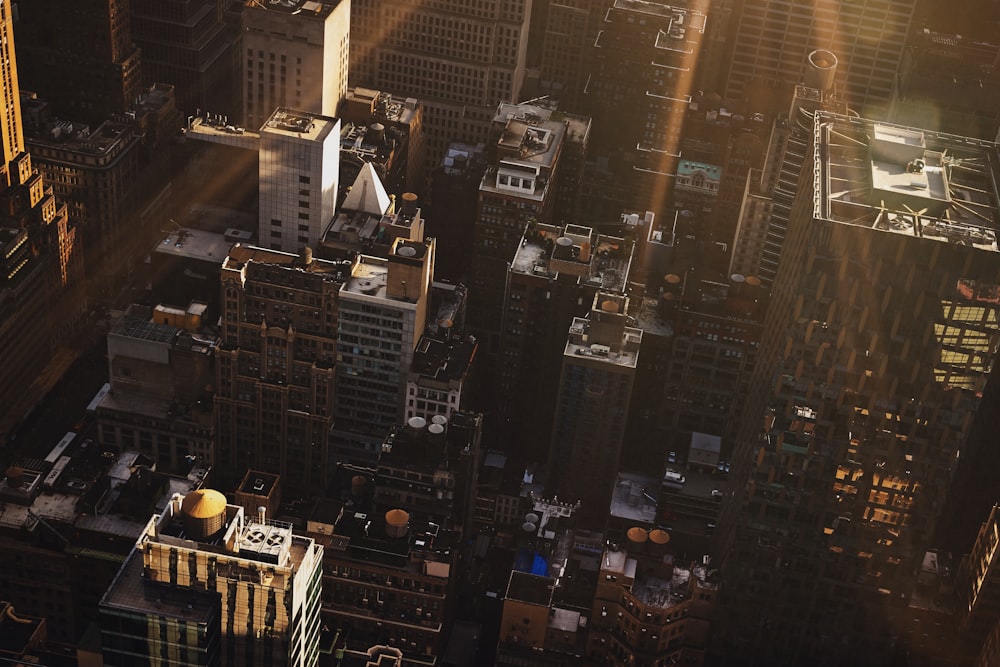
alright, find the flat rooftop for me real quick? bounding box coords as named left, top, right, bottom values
left=816, top=112, right=1000, bottom=252
left=565, top=318, right=641, bottom=369
left=155, top=227, right=233, bottom=264
left=262, top=107, right=339, bottom=143
left=101, top=551, right=219, bottom=624
left=249, top=0, right=344, bottom=18
left=510, top=222, right=632, bottom=292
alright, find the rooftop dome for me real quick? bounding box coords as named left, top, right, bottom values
left=181, top=489, right=227, bottom=519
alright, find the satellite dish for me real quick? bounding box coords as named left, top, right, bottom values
left=397, top=246, right=417, bottom=257
left=730, top=273, right=746, bottom=284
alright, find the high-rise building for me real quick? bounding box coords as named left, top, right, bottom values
left=585, top=531, right=718, bottom=666
left=500, top=221, right=634, bottom=462
left=581, top=0, right=705, bottom=217
left=13, top=0, right=143, bottom=124
left=215, top=244, right=349, bottom=491
left=537, top=0, right=608, bottom=110
left=241, top=0, right=350, bottom=131
left=548, top=292, right=641, bottom=528
left=469, top=107, right=567, bottom=369
left=891, top=29, right=1000, bottom=142
left=348, top=0, right=532, bottom=181
left=716, top=112, right=1000, bottom=665
left=729, top=53, right=848, bottom=286
left=258, top=107, right=340, bottom=253
left=99, top=490, right=324, bottom=666
left=724, top=0, right=915, bottom=112
left=332, top=236, right=434, bottom=463
left=131, top=0, right=241, bottom=117
left=95, top=303, right=218, bottom=470
left=0, top=0, right=85, bottom=438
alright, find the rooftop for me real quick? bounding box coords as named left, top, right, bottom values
left=816, top=112, right=1000, bottom=252
left=262, top=107, right=339, bottom=143
left=505, top=570, right=555, bottom=606
left=223, top=244, right=352, bottom=281
left=100, top=551, right=219, bottom=624
left=510, top=222, right=633, bottom=291
left=155, top=226, right=234, bottom=264
left=247, top=0, right=344, bottom=18
left=410, top=337, right=476, bottom=384
left=610, top=473, right=659, bottom=524
left=565, top=317, right=642, bottom=369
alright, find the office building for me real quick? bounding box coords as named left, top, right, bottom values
left=537, top=0, right=608, bottom=110
left=582, top=0, right=705, bottom=217
left=242, top=0, right=350, bottom=131
left=716, top=112, right=1000, bottom=665
left=215, top=244, right=350, bottom=491
left=349, top=0, right=531, bottom=180
left=332, top=236, right=435, bottom=464
left=339, top=87, right=425, bottom=199
left=892, top=29, right=1000, bottom=142
left=312, top=504, right=459, bottom=665
left=500, top=221, right=634, bottom=462
left=585, top=532, right=717, bottom=666
left=100, top=490, right=324, bottom=666
left=94, top=303, right=218, bottom=469
left=724, top=0, right=915, bottom=111
left=13, top=0, right=142, bottom=124
left=132, top=0, right=239, bottom=117
left=548, top=292, right=641, bottom=528
left=729, top=53, right=848, bottom=285
left=469, top=107, right=566, bottom=367
left=259, top=107, right=340, bottom=253
left=0, top=0, right=85, bottom=439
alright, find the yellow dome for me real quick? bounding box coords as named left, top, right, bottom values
left=649, top=529, right=671, bottom=545
left=181, top=489, right=227, bottom=519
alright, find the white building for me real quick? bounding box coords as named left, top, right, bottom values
left=242, top=0, right=351, bottom=130
left=259, top=107, right=340, bottom=252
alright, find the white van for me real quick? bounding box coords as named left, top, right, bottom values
left=663, top=468, right=686, bottom=485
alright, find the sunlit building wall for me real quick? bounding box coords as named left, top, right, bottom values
left=242, top=0, right=350, bottom=131
left=349, top=0, right=531, bottom=182
left=258, top=107, right=340, bottom=253
left=724, top=0, right=914, bottom=112
left=100, top=490, right=324, bottom=666
left=0, top=0, right=85, bottom=438
left=716, top=112, right=1000, bottom=665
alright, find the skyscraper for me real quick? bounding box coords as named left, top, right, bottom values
left=13, top=0, right=143, bottom=124
left=258, top=107, right=340, bottom=253
left=99, top=490, right=324, bottom=666
left=548, top=291, right=641, bottom=528
left=724, top=0, right=915, bottom=112
left=132, top=0, right=240, bottom=117
left=215, top=244, right=348, bottom=491
left=241, top=0, right=350, bottom=130
left=0, top=0, right=84, bottom=437
left=717, top=112, right=1000, bottom=665
left=349, top=0, right=532, bottom=179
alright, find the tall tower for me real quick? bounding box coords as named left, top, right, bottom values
left=215, top=245, right=346, bottom=492
left=0, top=0, right=85, bottom=437
left=717, top=112, right=1000, bottom=665
left=131, top=0, right=240, bottom=116
left=548, top=292, right=641, bottom=528
left=99, top=490, right=324, bottom=666
left=241, top=0, right=351, bottom=130
left=13, top=0, right=143, bottom=124
left=258, top=107, right=340, bottom=253
left=724, top=0, right=915, bottom=112
left=349, top=0, right=532, bottom=178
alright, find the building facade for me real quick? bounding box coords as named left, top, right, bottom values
left=258, top=107, right=340, bottom=253
left=348, top=0, right=532, bottom=180
left=242, top=0, right=350, bottom=130
left=724, top=0, right=915, bottom=111
left=215, top=244, right=349, bottom=491
left=716, top=112, right=1000, bottom=665
left=100, top=490, right=324, bottom=666
left=548, top=292, right=641, bottom=528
